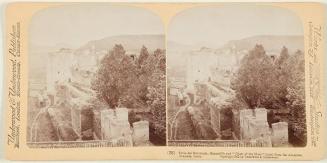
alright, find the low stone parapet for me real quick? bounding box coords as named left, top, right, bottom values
left=271, top=122, right=289, bottom=147
left=132, top=120, right=149, bottom=145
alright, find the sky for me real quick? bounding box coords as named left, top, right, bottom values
left=29, top=4, right=164, bottom=48
left=168, top=5, right=304, bottom=48
left=30, top=4, right=304, bottom=49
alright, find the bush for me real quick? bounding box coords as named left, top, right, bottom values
left=128, top=110, right=141, bottom=125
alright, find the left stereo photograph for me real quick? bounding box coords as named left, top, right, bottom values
left=27, top=4, right=166, bottom=148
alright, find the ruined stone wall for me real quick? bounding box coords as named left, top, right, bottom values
left=71, top=105, right=81, bottom=135
left=271, top=122, right=288, bottom=147
left=232, top=109, right=240, bottom=139
left=243, top=135, right=272, bottom=147
left=48, top=107, right=79, bottom=141
left=80, top=106, right=94, bottom=140
left=98, top=108, right=151, bottom=146
left=100, top=108, right=132, bottom=140
left=241, top=108, right=271, bottom=140
left=92, top=110, right=102, bottom=139
left=132, top=121, right=149, bottom=146
left=237, top=108, right=289, bottom=147
left=255, top=108, right=268, bottom=122
left=109, top=120, right=131, bottom=139
left=248, top=119, right=270, bottom=139
left=208, top=96, right=236, bottom=140
left=239, top=109, right=253, bottom=140
left=100, top=109, right=114, bottom=140
left=47, top=49, right=73, bottom=94
left=30, top=109, right=59, bottom=142
left=209, top=104, right=220, bottom=138
left=188, top=106, right=218, bottom=140
left=116, top=108, right=129, bottom=121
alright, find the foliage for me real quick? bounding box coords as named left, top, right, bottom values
left=92, top=44, right=166, bottom=142
left=146, top=49, right=166, bottom=141
left=232, top=45, right=304, bottom=111
left=128, top=110, right=141, bottom=126
left=231, top=44, right=278, bottom=109
left=231, top=44, right=306, bottom=143
left=91, top=44, right=138, bottom=108
left=285, top=50, right=306, bottom=142
left=220, top=107, right=233, bottom=130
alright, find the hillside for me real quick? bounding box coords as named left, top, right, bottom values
left=76, top=34, right=165, bottom=54
left=29, top=35, right=165, bottom=80
left=221, top=35, right=304, bottom=53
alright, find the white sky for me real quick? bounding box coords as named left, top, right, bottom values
left=30, top=4, right=304, bottom=49
left=30, top=4, right=164, bottom=48
left=168, top=5, right=304, bottom=48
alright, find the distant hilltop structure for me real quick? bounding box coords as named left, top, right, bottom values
left=46, top=45, right=105, bottom=92
left=47, top=48, right=74, bottom=94
left=186, top=45, right=244, bottom=91
left=221, top=35, right=304, bottom=54
left=44, top=34, right=165, bottom=94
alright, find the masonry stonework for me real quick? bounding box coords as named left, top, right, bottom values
left=271, top=122, right=289, bottom=147
left=132, top=120, right=150, bottom=145
left=236, top=108, right=289, bottom=147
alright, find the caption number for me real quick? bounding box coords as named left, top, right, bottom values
left=168, top=151, right=175, bottom=156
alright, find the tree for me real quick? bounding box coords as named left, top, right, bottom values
left=231, top=45, right=305, bottom=111
left=277, top=46, right=290, bottom=65
left=285, top=50, right=306, bottom=144
left=146, top=49, right=166, bottom=143
left=231, top=44, right=277, bottom=109
left=137, top=45, right=150, bottom=66
left=133, top=46, right=153, bottom=105
left=92, top=45, right=166, bottom=143
left=231, top=44, right=306, bottom=144
left=91, top=44, right=138, bottom=108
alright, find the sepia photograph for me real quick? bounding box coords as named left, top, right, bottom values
left=27, top=4, right=166, bottom=147
left=167, top=5, right=306, bottom=147
left=3, top=2, right=326, bottom=160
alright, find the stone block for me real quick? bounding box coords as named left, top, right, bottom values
left=100, top=109, right=114, bottom=124
left=100, top=108, right=132, bottom=140
left=116, top=108, right=128, bottom=121
left=271, top=122, right=289, bottom=147
left=109, top=120, right=131, bottom=139
left=254, top=108, right=267, bottom=122
left=239, top=109, right=253, bottom=140
left=101, top=116, right=111, bottom=140
left=255, top=135, right=272, bottom=147
left=249, top=119, right=270, bottom=139
left=100, top=109, right=115, bottom=140
left=240, top=109, right=253, bottom=118
left=132, top=120, right=149, bottom=144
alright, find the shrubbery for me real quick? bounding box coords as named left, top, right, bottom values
left=231, top=45, right=306, bottom=145
left=92, top=45, right=166, bottom=144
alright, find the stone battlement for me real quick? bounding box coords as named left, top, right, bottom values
left=240, top=108, right=269, bottom=139
left=237, top=108, right=288, bottom=147
left=100, top=108, right=131, bottom=140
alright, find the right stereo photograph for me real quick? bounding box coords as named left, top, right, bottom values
left=167, top=5, right=306, bottom=147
